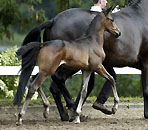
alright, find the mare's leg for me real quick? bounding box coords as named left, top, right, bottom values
left=50, top=65, right=78, bottom=121
left=50, top=82, right=69, bottom=121
left=75, top=70, right=92, bottom=124
left=95, top=64, right=119, bottom=114
left=17, top=72, right=47, bottom=125
left=92, top=66, right=117, bottom=114
left=141, top=61, right=148, bottom=118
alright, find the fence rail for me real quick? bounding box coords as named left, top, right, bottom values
left=0, top=66, right=141, bottom=75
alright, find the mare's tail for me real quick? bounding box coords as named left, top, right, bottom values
left=13, top=20, right=53, bottom=106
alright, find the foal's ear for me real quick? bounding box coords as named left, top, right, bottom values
left=103, top=6, right=112, bottom=16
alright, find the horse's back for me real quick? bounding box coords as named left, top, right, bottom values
left=46, top=8, right=97, bottom=40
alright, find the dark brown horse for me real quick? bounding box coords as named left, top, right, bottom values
left=14, top=0, right=148, bottom=121
left=16, top=10, right=120, bottom=125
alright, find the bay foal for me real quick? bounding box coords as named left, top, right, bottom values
left=16, top=9, right=120, bottom=124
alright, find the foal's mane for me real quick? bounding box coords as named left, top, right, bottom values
left=70, top=13, right=102, bottom=42
left=85, top=13, right=102, bottom=36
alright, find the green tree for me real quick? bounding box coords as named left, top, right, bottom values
left=56, top=0, right=130, bottom=13
left=0, top=0, right=47, bottom=40
left=56, top=0, right=82, bottom=12
left=107, top=0, right=129, bottom=8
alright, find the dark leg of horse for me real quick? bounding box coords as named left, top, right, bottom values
left=92, top=66, right=117, bottom=114
left=141, top=61, right=148, bottom=118
left=50, top=65, right=78, bottom=120
left=50, top=82, right=69, bottom=121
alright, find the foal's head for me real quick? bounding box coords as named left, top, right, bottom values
left=102, top=8, right=121, bottom=38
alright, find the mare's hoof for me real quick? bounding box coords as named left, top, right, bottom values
left=144, top=114, right=148, bottom=119
left=144, top=109, right=148, bottom=119
left=92, top=102, right=112, bottom=115
left=69, top=113, right=76, bottom=122
left=61, top=106, right=69, bottom=121
left=112, top=107, right=117, bottom=114
left=61, top=113, right=69, bottom=121
left=68, top=108, right=77, bottom=122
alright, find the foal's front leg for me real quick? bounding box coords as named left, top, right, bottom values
left=16, top=72, right=47, bottom=125
left=75, top=70, right=92, bottom=124
left=96, top=64, right=119, bottom=114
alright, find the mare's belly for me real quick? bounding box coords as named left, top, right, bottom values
left=104, top=52, right=139, bottom=67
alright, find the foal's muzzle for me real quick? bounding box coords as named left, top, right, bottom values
left=114, top=30, right=121, bottom=38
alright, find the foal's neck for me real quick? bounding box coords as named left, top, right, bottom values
left=85, top=14, right=105, bottom=46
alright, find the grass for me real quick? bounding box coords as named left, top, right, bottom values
left=0, top=96, right=143, bottom=107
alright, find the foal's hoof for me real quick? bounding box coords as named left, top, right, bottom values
left=112, top=107, right=117, bottom=114
left=16, top=121, right=22, bottom=126
left=74, top=116, right=80, bottom=124
left=43, top=107, right=49, bottom=119
left=16, top=113, right=23, bottom=126
left=92, top=102, right=112, bottom=115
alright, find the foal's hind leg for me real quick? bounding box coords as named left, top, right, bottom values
left=74, top=70, right=92, bottom=124
left=31, top=73, right=50, bottom=119
left=96, top=64, right=119, bottom=114
left=37, top=87, right=50, bottom=119
left=16, top=72, right=47, bottom=125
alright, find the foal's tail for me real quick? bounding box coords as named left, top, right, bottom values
left=13, top=20, right=53, bottom=106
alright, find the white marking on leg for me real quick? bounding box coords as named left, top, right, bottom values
left=74, top=115, right=80, bottom=124
left=112, top=85, right=119, bottom=110
left=76, top=71, right=92, bottom=120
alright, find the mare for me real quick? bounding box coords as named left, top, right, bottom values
left=14, top=0, right=148, bottom=120
left=15, top=10, right=120, bottom=124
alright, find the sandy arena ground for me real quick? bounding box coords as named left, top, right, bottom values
left=0, top=102, right=147, bottom=130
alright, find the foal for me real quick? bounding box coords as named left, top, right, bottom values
left=16, top=9, right=120, bottom=124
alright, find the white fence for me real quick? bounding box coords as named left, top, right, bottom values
left=0, top=66, right=141, bottom=75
